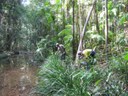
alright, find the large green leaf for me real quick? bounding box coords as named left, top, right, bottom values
left=108, top=1, right=113, bottom=10
left=119, top=14, right=128, bottom=25
left=45, top=13, right=53, bottom=23
left=56, top=0, right=61, bottom=4
left=58, top=24, right=72, bottom=36
left=64, top=35, right=72, bottom=44
left=90, top=34, right=105, bottom=41
left=124, top=53, right=128, bottom=60
left=58, top=29, right=71, bottom=36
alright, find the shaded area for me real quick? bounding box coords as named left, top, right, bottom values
left=0, top=53, right=40, bottom=96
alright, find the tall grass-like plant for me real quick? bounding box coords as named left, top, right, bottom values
left=36, top=54, right=128, bottom=96
left=36, top=55, right=102, bottom=96
left=93, top=52, right=128, bottom=96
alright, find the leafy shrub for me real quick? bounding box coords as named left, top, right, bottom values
left=35, top=35, right=54, bottom=61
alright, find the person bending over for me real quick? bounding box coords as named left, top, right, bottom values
left=78, top=47, right=96, bottom=69
left=55, top=43, right=66, bottom=60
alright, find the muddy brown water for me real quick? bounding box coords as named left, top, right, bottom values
left=0, top=54, right=40, bottom=96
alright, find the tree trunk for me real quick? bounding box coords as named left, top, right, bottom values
left=72, top=0, right=76, bottom=60
left=62, top=0, right=65, bottom=29
left=75, top=0, right=97, bottom=65
left=78, top=0, right=83, bottom=49
left=94, top=2, right=100, bottom=33
left=105, top=0, right=108, bottom=63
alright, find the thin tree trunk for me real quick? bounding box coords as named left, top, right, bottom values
left=72, top=0, right=76, bottom=60
left=75, top=0, right=97, bottom=65
left=105, top=0, right=108, bottom=63
left=62, top=0, right=65, bottom=29
left=5, top=9, right=12, bottom=51
left=78, top=0, right=82, bottom=49
left=94, top=2, right=100, bottom=33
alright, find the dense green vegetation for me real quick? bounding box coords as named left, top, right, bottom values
left=37, top=54, right=128, bottom=96
left=0, top=0, right=128, bottom=95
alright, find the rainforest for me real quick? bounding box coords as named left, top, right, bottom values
left=0, top=0, right=128, bottom=96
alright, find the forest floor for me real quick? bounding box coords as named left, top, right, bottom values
left=0, top=54, right=40, bottom=96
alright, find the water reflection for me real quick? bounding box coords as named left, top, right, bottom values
left=0, top=54, right=39, bottom=96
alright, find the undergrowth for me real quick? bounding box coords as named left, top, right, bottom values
left=36, top=54, right=128, bottom=96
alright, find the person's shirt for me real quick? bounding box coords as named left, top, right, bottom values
left=82, top=49, right=92, bottom=58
